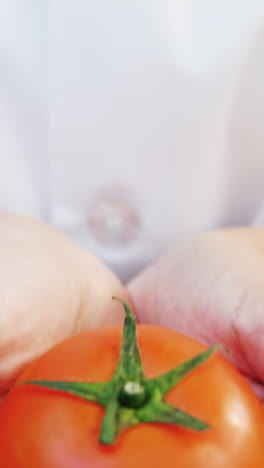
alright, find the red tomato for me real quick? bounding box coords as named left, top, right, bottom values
left=0, top=301, right=264, bottom=467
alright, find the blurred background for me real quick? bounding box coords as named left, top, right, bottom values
left=0, top=1, right=264, bottom=281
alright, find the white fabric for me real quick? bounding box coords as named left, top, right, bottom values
left=1, top=1, right=264, bottom=281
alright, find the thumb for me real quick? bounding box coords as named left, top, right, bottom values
left=0, top=213, right=129, bottom=397
left=128, top=229, right=264, bottom=400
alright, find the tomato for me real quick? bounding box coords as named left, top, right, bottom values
left=0, top=299, right=264, bottom=467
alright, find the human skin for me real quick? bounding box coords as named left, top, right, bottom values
left=0, top=214, right=264, bottom=405
left=0, top=213, right=129, bottom=401
left=128, top=228, right=264, bottom=402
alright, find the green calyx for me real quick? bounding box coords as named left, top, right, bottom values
left=21, top=297, right=221, bottom=445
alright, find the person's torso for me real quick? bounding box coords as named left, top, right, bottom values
left=1, top=1, right=264, bottom=281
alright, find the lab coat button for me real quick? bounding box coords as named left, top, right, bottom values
left=87, top=196, right=141, bottom=248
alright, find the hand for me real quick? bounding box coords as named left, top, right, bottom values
left=0, top=213, right=128, bottom=401
left=128, top=228, right=264, bottom=402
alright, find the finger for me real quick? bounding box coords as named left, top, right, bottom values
left=0, top=213, right=129, bottom=395
left=128, top=228, right=264, bottom=388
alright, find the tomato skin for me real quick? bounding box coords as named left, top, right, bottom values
left=0, top=325, right=264, bottom=468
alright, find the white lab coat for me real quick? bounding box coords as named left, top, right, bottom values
left=1, top=1, right=264, bottom=282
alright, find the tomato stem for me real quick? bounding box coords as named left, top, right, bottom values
left=118, top=381, right=148, bottom=408
left=21, top=298, right=222, bottom=445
